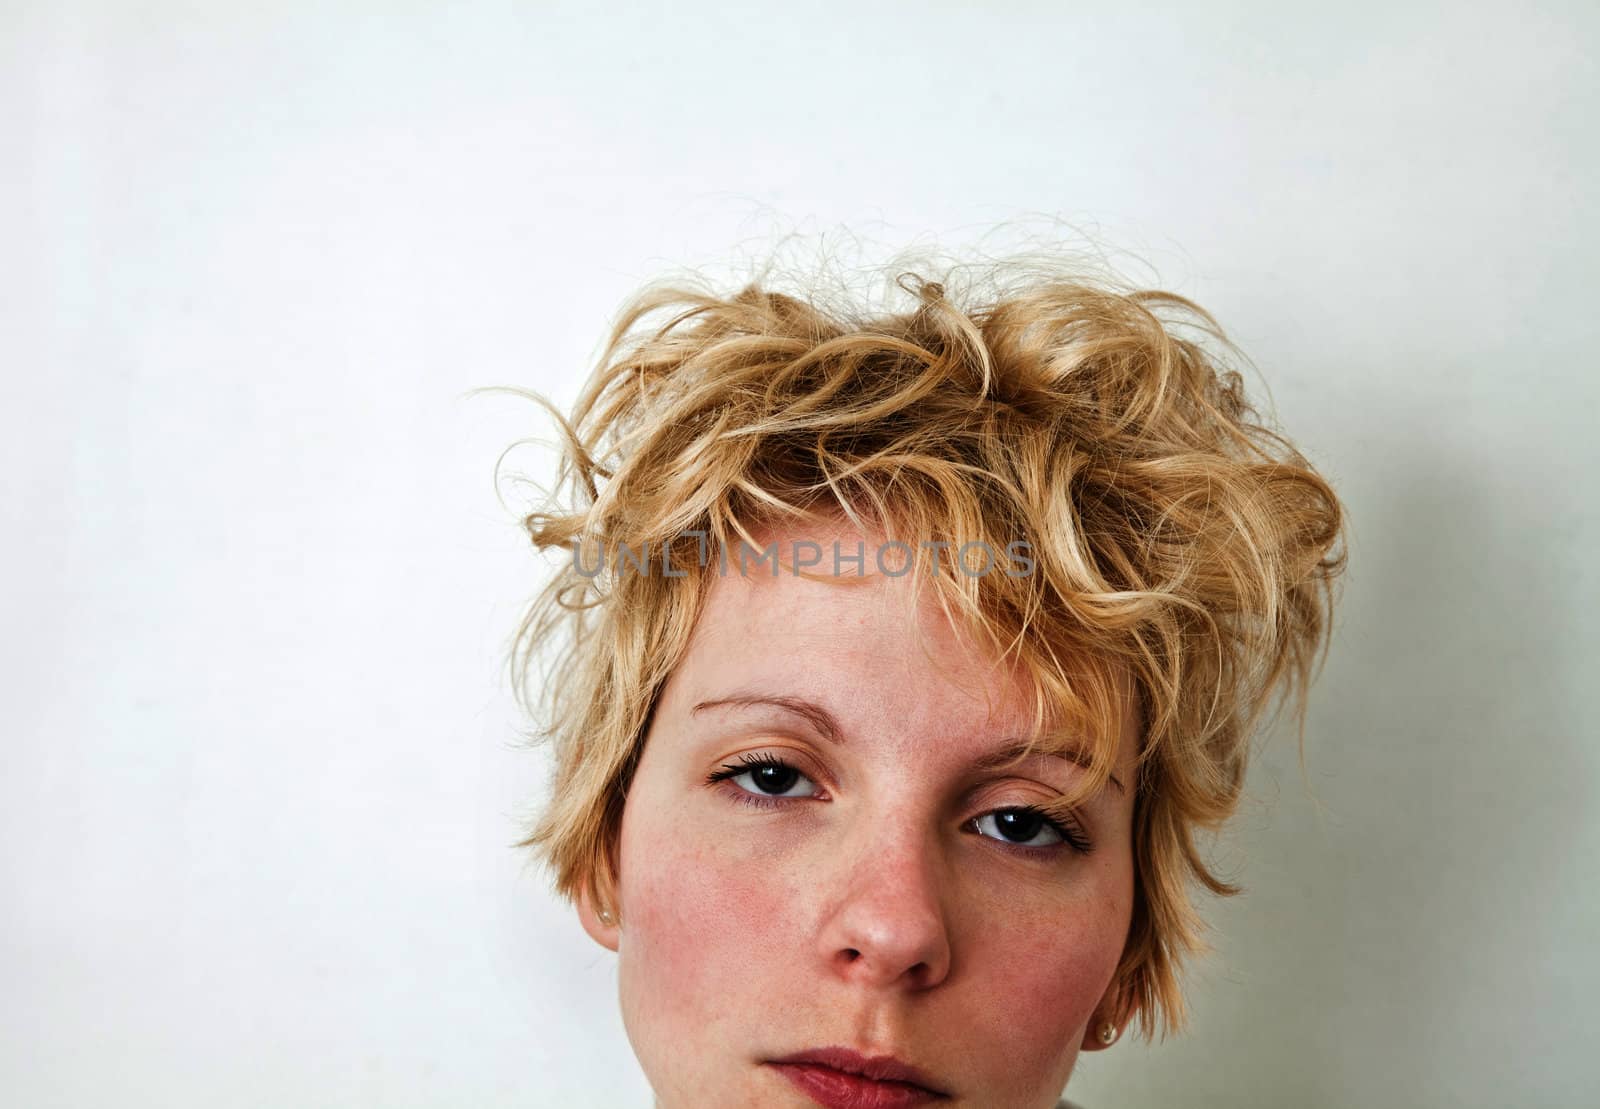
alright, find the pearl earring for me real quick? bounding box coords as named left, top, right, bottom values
left=1098, top=1023, right=1118, bottom=1045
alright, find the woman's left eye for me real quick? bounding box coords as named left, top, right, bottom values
left=708, top=754, right=819, bottom=799
left=972, top=808, right=1089, bottom=853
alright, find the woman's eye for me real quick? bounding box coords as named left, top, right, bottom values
left=712, top=756, right=819, bottom=799
left=972, top=807, right=1077, bottom=850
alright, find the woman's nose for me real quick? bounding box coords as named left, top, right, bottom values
left=814, top=823, right=953, bottom=991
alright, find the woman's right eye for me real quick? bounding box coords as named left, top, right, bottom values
left=707, top=754, right=820, bottom=799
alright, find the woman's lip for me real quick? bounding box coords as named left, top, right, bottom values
left=766, top=1047, right=949, bottom=1107
left=767, top=1062, right=947, bottom=1109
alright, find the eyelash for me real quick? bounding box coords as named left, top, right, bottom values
left=704, top=752, right=1094, bottom=856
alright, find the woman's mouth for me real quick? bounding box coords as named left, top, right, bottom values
left=766, top=1047, right=949, bottom=1109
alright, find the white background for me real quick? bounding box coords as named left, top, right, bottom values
left=5, top=2, right=1597, bottom=1106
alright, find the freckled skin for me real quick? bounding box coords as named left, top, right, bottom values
left=577, top=518, right=1139, bottom=1109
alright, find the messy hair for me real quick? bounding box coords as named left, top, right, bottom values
left=503, top=251, right=1347, bottom=1040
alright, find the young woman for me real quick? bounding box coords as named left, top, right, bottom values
left=506, top=255, right=1347, bottom=1108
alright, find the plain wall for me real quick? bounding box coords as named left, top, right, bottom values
left=4, top=1, right=1596, bottom=1106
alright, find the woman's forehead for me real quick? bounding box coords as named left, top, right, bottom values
left=687, top=532, right=1007, bottom=686
left=669, top=547, right=1136, bottom=782
left=658, top=511, right=1139, bottom=772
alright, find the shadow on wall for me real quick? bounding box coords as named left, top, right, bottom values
left=1069, top=424, right=1594, bottom=1109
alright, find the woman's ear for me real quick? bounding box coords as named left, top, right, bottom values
left=1079, top=978, right=1132, bottom=1052
left=575, top=878, right=620, bottom=952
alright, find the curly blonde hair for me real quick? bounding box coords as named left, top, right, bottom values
left=504, top=252, right=1347, bottom=1040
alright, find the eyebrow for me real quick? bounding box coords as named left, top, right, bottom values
left=690, top=693, right=1125, bottom=795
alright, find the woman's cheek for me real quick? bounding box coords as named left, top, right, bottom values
left=959, top=881, right=1129, bottom=1073
left=621, top=810, right=804, bottom=1007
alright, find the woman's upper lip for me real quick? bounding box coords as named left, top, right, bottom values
left=769, top=1047, right=949, bottom=1095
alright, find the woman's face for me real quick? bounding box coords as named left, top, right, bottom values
left=577, top=519, right=1139, bottom=1109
